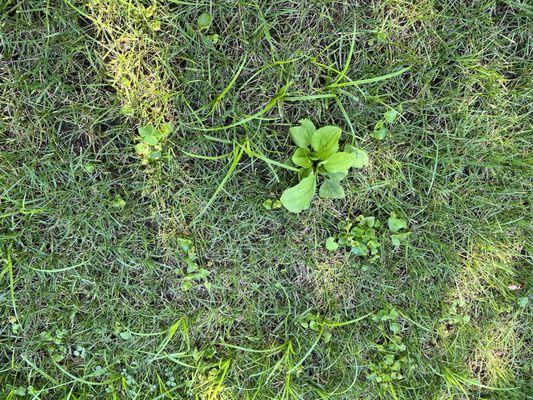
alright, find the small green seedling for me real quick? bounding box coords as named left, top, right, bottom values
left=177, top=237, right=210, bottom=291
left=367, top=307, right=408, bottom=385
left=387, top=212, right=411, bottom=248
left=197, top=12, right=212, bottom=31
left=135, top=123, right=172, bottom=164
left=326, top=216, right=382, bottom=261
left=281, top=119, right=369, bottom=213
left=262, top=199, right=282, bottom=210
left=371, top=108, right=399, bottom=140
left=326, top=213, right=411, bottom=266
left=111, top=194, right=126, bottom=209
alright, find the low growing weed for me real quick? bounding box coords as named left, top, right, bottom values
left=177, top=237, right=210, bottom=291
left=280, top=119, right=369, bottom=213
left=135, top=123, right=173, bottom=164
left=326, top=213, right=411, bottom=268
left=367, top=308, right=408, bottom=389
left=371, top=107, right=400, bottom=141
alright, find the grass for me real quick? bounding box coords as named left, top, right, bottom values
left=1, top=0, right=531, bottom=399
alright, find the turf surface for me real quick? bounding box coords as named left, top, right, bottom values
left=1, top=0, right=531, bottom=399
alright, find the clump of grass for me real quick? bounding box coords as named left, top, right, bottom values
left=84, top=0, right=175, bottom=123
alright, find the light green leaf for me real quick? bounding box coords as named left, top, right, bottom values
left=297, top=167, right=313, bottom=180
left=372, top=125, right=388, bottom=140
left=321, top=152, right=356, bottom=174
left=142, top=133, right=159, bottom=146
left=197, top=12, right=212, bottom=30
left=281, top=173, right=316, bottom=213
left=139, top=125, right=156, bottom=138
left=262, top=199, right=281, bottom=210
left=325, top=237, right=339, bottom=251
left=160, top=123, right=173, bottom=137
left=119, top=331, right=132, bottom=340
left=112, top=195, right=126, bottom=209
left=319, top=178, right=345, bottom=199
left=384, top=109, right=399, bottom=124
left=291, top=148, right=312, bottom=168
left=300, top=118, right=316, bottom=135
left=84, top=163, right=95, bottom=173
left=388, top=213, right=407, bottom=233
left=289, top=120, right=315, bottom=148
left=182, top=280, right=192, bottom=291
left=345, top=145, right=369, bottom=168
left=326, top=172, right=347, bottom=183
left=310, top=126, right=341, bottom=160
left=135, top=143, right=150, bottom=157
left=391, top=232, right=411, bottom=247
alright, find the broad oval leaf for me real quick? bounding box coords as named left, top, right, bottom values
left=197, top=12, right=212, bottom=30
left=291, top=148, right=312, bottom=168
left=300, top=119, right=316, bottom=135
left=281, top=173, right=316, bottom=213
left=321, top=152, right=356, bottom=174
left=319, top=178, right=345, bottom=199
left=372, top=125, right=388, bottom=140
left=384, top=109, right=399, bottom=124
left=325, top=237, right=339, bottom=251
left=345, top=145, right=369, bottom=168
left=388, top=213, right=407, bottom=233
left=310, top=126, right=341, bottom=160
left=289, top=125, right=311, bottom=149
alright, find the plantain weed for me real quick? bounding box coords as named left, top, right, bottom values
left=280, top=119, right=369, bottom=213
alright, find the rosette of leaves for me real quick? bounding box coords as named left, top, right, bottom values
left=280, top=119, right=369, bottom=213
left=326, top=216, right=381, bottom=260
left=135, top=123, right=173, bottom=164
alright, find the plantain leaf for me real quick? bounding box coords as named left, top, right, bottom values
left=289, top=119, right=315, bottom=148
left=310, top=126, right=341, bottom=160
left=319, top=178, right=345, bottom=199
left=281, top=173, right=316, bottom=213
left=291, top=148, right=312, bottom=168
left=320, top=152, right=356, bottom=174
left=345, top=145, right=369, bottom=168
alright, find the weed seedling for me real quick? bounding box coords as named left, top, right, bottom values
left=327, top=216, right=381, bottom=258
left=326, top=213, right=411, bottom=268
left=135, top=123, right=173, bottom=164
left=281, top=119, right=369, bottom=213
left=371, top=107, right=400, bottom=140
left=387, top=212, right=411, bottom=248
left=177, top=237, right=210, bottom=291
left=367, top=308, right=408, bottom=386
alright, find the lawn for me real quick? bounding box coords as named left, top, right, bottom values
left=0, top=0, right=531, bottom=399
